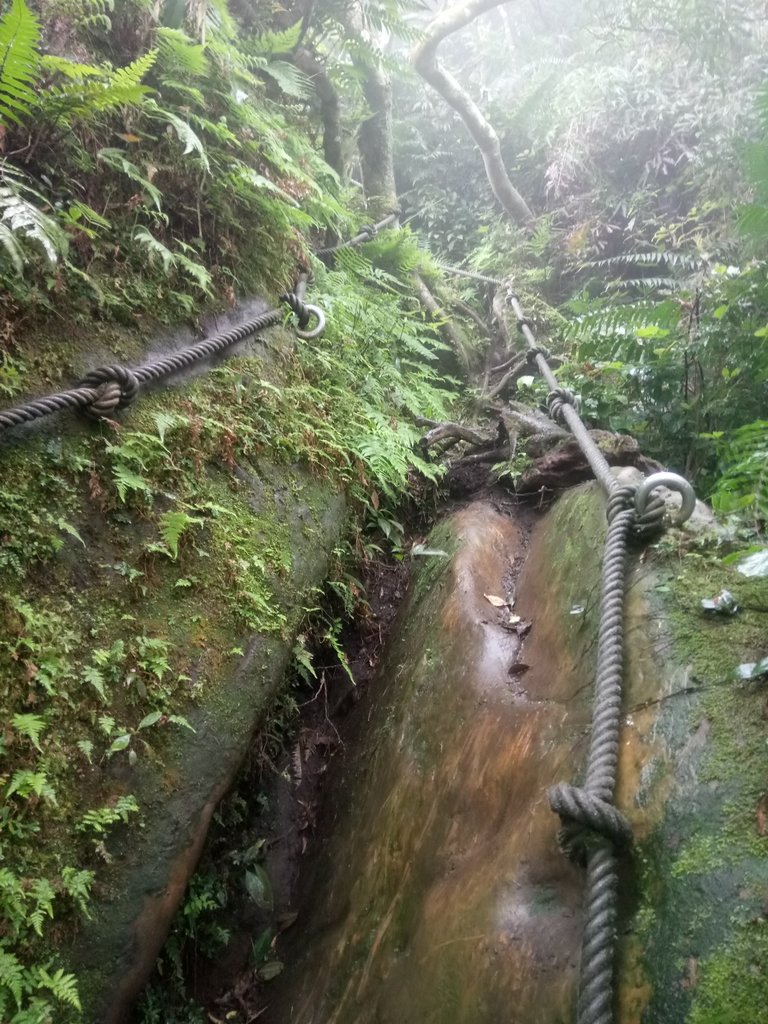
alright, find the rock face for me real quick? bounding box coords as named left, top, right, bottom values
left=0, top=310, right=348, bottom=1023
left=269, top=485, right=768, bottom=1024
left=72, top=463, right=346, bottom=1024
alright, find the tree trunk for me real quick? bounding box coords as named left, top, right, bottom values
left=412, top=0, right=534, bottom=227
left=358, top=66, right=399, bottom=220
left=294, top=47, right=345, bottom=179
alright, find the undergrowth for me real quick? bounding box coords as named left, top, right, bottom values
left=0, top=202, right=459, bottom=1020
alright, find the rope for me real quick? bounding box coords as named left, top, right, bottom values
left=1, top=267, right=329, bottom=435
left=504, top=288, right=696, bottom=1024
left=436, top=263, right=504, bottom=287
left=1, top=210, right=399, bottom=435
left=314, top=213, right=399, bottom=257
left=0, top=305, right=289, bottom=434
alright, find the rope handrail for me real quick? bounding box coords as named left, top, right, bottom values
left=505, top=285, right=695, bottom=1024
left=0, top=213, right=407, bottom=438
left=436, top=263, right=504, bottom=286
left=314, top=212, right=399, bottom=257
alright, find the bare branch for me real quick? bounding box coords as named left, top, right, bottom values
left=413, top=272, right=471, bottom=372
left=412, top=0, right=533, bottom=226
left=421, top=422, right=491, bottom=447
left=482, top=355, right=528, bottom=400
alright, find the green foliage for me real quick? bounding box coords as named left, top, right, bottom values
left=76, top=795, right=140, bottom=836
left=0, top=164, right=69, bottom=271
left=708, top=420, right=768, bottom=523
left=0, top=0, right=39, bottom=125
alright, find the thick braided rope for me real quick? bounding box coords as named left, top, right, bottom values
left=500, top=288, right=695, bottom=1024
left=0, top=385, right=104, bottom=430
left=133, top=306, right=283, bottom=386
left=315, top=213, right=398, bottom=257
left=436, top=263, right=504, bottom=287
left=547, top=497, right=635, bottom=1024
left=0, top=305, right=284, bottom=434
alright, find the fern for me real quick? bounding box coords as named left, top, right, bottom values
left=587, top=251, right=704, bottom=271
left=27, top=879, right=54, bottom=937
left=0, top=164, right=68, bottom=270
left=560, top=298, right=683, bottom=344
left=60, top=867, right=94, bottom=918
left=156, top=26, right=209, bottom=79
left=10, top=712, right=46, bottom=751
left=145, top=99, right=210, bottom=170
left=0, top=947, right=24, bottom=1012
left=40, top=50, right=156, bottom=122
left=158, top=509, right=203, bottom=559
left=132, top=228, right=212, bottom=292
left=709, top=420, right=768, bottom=521
left=132, top=225, right=174, bottom=271
left=97, top=149, right=164, bottom=212
left=5, top=769, right=57, bottom=804
left=27, top=966, right=81, bottom=1010
left=111, top=462, right=152, bottom=503
left=76, top=795, right=139, bottom=835
left=0, top=0, right=39, bottom=125
left=83, top=665, right=107, bottom=701
left=257, top=59, right=311, bottom=99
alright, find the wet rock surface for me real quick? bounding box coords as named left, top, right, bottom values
left=266, top=496, right=602, bottom=1024
left=264, top=483, right=768, bottom=1024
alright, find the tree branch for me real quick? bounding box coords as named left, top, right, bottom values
left=421, top=422, right=491, bottom=448
left=412, top=0, right=534, bottom=227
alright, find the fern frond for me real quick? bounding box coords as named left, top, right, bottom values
left=587, top=251, right=704, bottom=271
left=158, top=509, right=203, bottom=559
left=259, top=59, right=311, bottom=99
left=39, top=50, right=156, bottom=121
left=156, top=26, right=209, bottom=79
left=710, top=419, right=768, bottom=519
left=144, top=99, right=210, bottom=170
left=27, top=966, right=81, bottom=1010
left=10, top=712, right=46, bottom=750
left=0, top=948, right=24, bottom=1011
left=97, top=149, right=163, bottom=212
left=0, top=0, right=40, bottom=126
left=560, top=299, right=683, bottom=342
left=0, top=165, right=68, bottom=267
left=251, top=23, right=302, bottom=54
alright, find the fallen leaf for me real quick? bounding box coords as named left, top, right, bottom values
left=508, top=662, right=530, bottom=677
left=484, top=594, right=507, bottom=607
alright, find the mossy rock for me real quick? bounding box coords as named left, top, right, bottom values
left=0, top=309, right=347, bottom=1022
left=267, top=483, right=768, bottom=1023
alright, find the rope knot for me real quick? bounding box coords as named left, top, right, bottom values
left=359, top=223, right=378, bottom=241
left=546, top=387, right=579, bottom=425
left=78, top=366, right=139, bottom=420
left=548, top=782, right=632, bottom=866
left=606, top=484, right=636, bottom=525
left=280, top=291, right=311, bottom=329
left=525, top=345, right=550, bottom=366
left=516, top=316, right=533, bottom=331
left=280, top=292, right=326, bottom=340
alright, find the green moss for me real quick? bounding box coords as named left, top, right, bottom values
left=687, top=923, right=768, bottom=1024
left=624, top=540, right=768, bottom=1022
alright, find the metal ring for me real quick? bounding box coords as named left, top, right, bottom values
left=295, top=304, right=326, bottom=340
left=635, top=472, right=696, bottom=526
